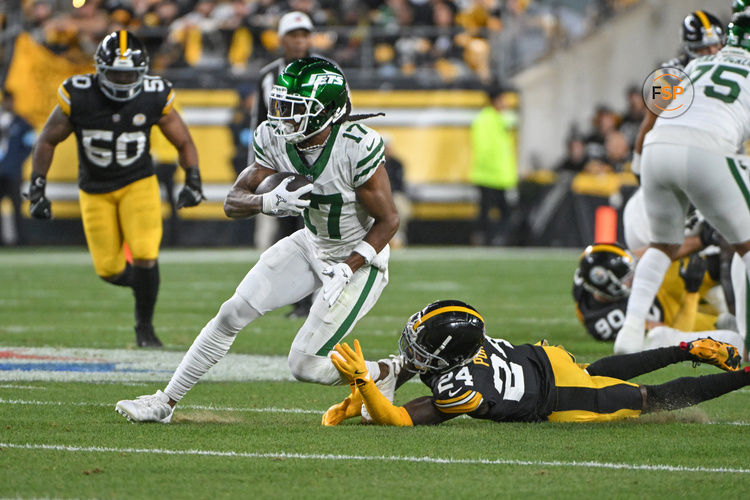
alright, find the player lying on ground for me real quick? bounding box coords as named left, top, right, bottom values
left=573, top=243, right=744, bottom=352
left=322, top=300, right=745, bottom=426
left=114, top=57, right=401, bottom=423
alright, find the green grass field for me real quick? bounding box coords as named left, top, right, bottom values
left=1, top=247, right=749, bottom=498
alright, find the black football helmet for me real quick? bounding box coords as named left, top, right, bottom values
left=682, top=11, right=724, bottom=58
left=94, top=30, right=149, bottom=102
left=576, top=243, right=635, bottom=301
left=399, top=300, right=485, bottom=374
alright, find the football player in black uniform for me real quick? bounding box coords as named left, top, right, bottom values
left=323, top=300, right=745, bottom=426
left=27, top=31, right=205, bottom=347
left=573, top=243, right=719, bottom=341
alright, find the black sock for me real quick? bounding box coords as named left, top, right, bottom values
left=586, top=346, right=691, bottom=380
left=108, top=264, right=134, bottom=287
left=644, top=369, right=750, bottom=413
left=133, top=264, right=160, bottom=328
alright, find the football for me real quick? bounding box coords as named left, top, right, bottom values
left=255, top=171, right=312, bottom=200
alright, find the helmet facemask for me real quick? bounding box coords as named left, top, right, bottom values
left=267, top=85, right=331, bottom=144
left=728, top=13, right=750, bottom=52
left=96, top=64, right=147, bottom=102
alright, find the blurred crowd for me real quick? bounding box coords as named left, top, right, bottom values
left=2, top=0, right=641, bottom=86
left=555, top=86, right=645, bottom=175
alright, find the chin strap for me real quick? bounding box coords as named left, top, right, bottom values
left=355, top=378, right=413, bottom=426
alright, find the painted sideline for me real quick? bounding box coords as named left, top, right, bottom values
left=0, top=346, right=293, bottom=382
left=2, top=442, right=748, bottom=474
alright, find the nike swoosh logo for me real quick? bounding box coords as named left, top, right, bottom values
left=447, top=388, right=463, bottom=397
left=365, top=139, right=377, bottom=151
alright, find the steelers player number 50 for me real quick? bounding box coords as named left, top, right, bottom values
left=81, top=129, right=147, bottom=168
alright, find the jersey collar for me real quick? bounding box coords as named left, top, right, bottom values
left=285, top=124, right=340, bottom=181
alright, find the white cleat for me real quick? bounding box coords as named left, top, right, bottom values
left=115, top=390, right=174, bottom=423
left=361, top=354, right=404, bottom=423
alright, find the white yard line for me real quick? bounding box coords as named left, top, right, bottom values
left=0, top=398, right=320, bottom=414
left=1, top=442, right=748, bottom=474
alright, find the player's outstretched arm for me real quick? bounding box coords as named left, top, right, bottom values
left=346, top=165, right=400, bottom=272
left=27, top=106, right=73, bottom=219
left=330, top=340, right=455, bottom=426
left=223, top=164, right=277, bottom=218
left=158, top=109, right=205, bottom=208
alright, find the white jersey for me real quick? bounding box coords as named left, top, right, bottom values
left=648, top=47, right=750, bottom=153
left=252, top=120, right=386, bottom=260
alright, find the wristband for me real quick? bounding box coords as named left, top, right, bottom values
left=353, top=241, right=377, bottom=265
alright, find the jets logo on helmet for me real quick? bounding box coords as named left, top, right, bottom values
left=577, top=243, right=635, bottom=301
left=267, top=57, right=349, bottom=144
left=399, top=300, right=485, bottom=374
left=94, top=30, right=149, bottom=102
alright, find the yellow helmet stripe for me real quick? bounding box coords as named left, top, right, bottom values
left=587, top=244, right=630, bottom=259
left=695, top=11, right=713, bottom=35
left=119, top=30, right=127, bottom=59
left=413, top=306, right=484, bottom=331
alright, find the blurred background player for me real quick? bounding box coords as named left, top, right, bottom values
left=115, top=57, right=401, bottom=423
left=250, top=11, right=317, bottom=318
left=572, top=243, right=743, bottom=350
left=27, top=30, right=205, bottom=347
left=0, top=91, right=34, bottom=245
left=616, top=13, right=750, bottom=355
left=323, top=300, right=744, bottom=426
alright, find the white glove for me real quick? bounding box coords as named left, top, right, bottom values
left=322, top=263, right=353, bottom=308
left=261, top=177, right=313, bottom=216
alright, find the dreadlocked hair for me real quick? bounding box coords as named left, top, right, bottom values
left=333, top=99, right=385, bottom=125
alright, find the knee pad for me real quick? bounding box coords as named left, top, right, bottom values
left=211, top=294, right=261, bottom=337
left=287, top=348, right=342, bottom=385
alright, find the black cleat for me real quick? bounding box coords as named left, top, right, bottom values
left=135, top=324, right=163, bottom=348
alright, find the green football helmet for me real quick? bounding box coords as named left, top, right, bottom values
left=734, top=0, right=749, bottom=14
left=267, top=57, right=349, bottom=144
left=727, top=12, right=750, bottom=52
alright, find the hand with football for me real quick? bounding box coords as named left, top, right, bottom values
left=331, top=339, right=370, bottom=384
left=322, top=262, right=352, bottom=307
left=261, top=177, right=313, bottom=216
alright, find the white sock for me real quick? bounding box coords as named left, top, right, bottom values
left=163, top=294, right=258, bottom=402
left=644, top=326, right=744, bottom=350
left=164, top=321, right=236, bottom=403
left=615, top=248, right=671, bottom=354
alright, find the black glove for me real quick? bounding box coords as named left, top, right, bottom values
left=176, top=167, right=205, bottom=209
left=679, top=254, right=707, bottom=293
left=25, top=173, right=52, bottom=219
left=698, top=220, right=719, bottom=248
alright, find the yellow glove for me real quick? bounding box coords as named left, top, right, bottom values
left=331, top=340, right=371, bottom=384
left=321, top=382, right=363, bottom=426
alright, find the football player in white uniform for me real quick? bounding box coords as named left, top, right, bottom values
left=115, top=57, right=401, bottom=422
left=615, top=13, right=750, bottom=355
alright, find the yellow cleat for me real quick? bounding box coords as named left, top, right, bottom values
left=681, top=337, right=742, bottom=372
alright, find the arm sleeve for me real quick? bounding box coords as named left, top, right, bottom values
left=433, top=389, right=484, bottom=414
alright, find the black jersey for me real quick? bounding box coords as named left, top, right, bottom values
left=57, top=73, right=175, bottom=193
left=421, top=337, right=552, bottom=423
left=573, top=271, right=663, bottom=341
